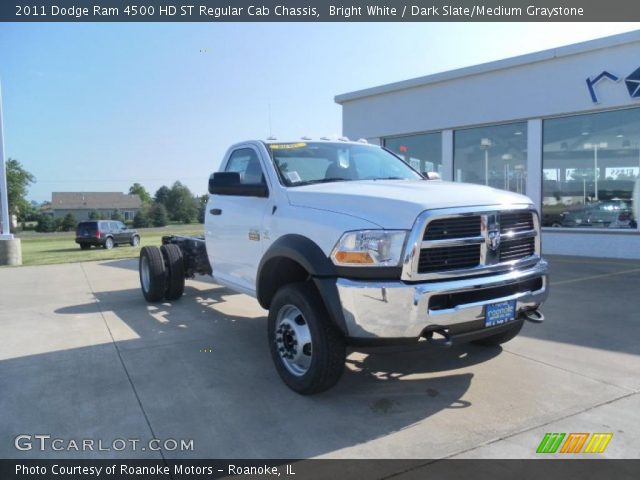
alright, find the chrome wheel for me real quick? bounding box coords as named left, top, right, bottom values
left=140, top=255, right=150, bottom=293
left=132, top=236, right=140, bottom=246
left=274, top=305, right=312, bottom=377
left=104, top=237, right=114, bottom=249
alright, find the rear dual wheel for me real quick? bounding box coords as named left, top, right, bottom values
left=139, top=245, right=185, bottom=302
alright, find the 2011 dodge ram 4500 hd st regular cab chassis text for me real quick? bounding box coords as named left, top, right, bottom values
left=138, top=139, right=549, bottom=394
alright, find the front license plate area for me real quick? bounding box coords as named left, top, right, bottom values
left=485, top=300, right=516, bottom=327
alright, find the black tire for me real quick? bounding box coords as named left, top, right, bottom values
left=131, top=235, right=140, bottom=247
left=80, top=244, right=91, bottom=250
left=139, top=246, right=167, bottom=302
left=103, top=237, right=114, bottom=250
left=268, top=282, right=346, bottom=395
left=472, top=320, right=524, bottom=347
left=160, top=244, right=185, bottom=301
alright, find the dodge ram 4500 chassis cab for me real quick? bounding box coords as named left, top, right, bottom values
left=138, top=139, right=549, bottom=394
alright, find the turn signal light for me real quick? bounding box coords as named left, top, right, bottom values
left=333, top=251, right=374, bottom=264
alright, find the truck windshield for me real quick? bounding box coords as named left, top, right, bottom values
left=267, top=142, right=422, bottom=186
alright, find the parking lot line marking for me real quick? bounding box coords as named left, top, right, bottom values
left=503, top=348, right=636, bottom=392
left=79, top=263, right=167, bottom=463
left=550, top=268, right=640, bottom=286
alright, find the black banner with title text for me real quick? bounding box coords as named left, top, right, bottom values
left=1, top=0, right=640, bottom=22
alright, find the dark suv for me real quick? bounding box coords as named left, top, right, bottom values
left=75, top=220, right=140, bottom=250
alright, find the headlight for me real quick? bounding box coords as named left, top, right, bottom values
left=330, top=230, right=407, bottom=267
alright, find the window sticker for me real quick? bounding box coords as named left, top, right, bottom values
left=270, top=142, right=306, bottom=149
left=286, top=171, right=302, bottom=183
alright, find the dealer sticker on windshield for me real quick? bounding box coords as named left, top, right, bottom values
left=485, top=300, right=516, bottom=327
left=269, top=142, right=306, bottom=149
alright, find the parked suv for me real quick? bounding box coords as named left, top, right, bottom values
left=76, top=220, right=140, bottom=250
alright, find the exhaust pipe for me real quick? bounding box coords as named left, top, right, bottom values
left=423, top=328, right=452, bottom=348
left=521, top=309, right=544, bottom=324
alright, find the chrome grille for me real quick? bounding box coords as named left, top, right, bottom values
left=403, top=206, right=540, bottom=281
left=500, top=211, right=534, bottom=233
left=423, top=216, right=481, bottom=240
left=418, top=245, right=480, bottom=273
left=499, top=236, right=536, bottom=262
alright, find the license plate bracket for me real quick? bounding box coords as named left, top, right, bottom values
left=485, top=300, right=517, bottom=328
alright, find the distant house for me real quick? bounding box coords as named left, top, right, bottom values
left=51, top=192, right=143, bottom=222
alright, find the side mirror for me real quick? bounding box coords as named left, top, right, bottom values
left=208, top=172, right=268, bottom=197
left=422, top=171, right=442, bottom=180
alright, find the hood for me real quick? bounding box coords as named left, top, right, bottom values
left=286, top=180, right=533, bottom=229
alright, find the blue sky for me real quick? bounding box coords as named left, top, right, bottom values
left=2, top=22, right=640, bottom=202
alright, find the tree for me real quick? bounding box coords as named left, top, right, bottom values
left=110, top=210, right=123, bottom=221
left=133, top=208, right=150, bottom=228
left=35, top=214, right=55, bottom=232
left=149, top=202, right=168, bottom=227
left=129, top=183, right=151, bottom=204
left=61, top=213, right=77, bottom=232
left=17, top=202, right=38, bottom=223
left=166, top=181, right=198, bottom=223
left=197, top=194, right=208, bottom=224
left=6, top=158, right=36, bottom=218
left=88, top=210, right=100, bottom=220
left=154, top=185, right=170, bottom=206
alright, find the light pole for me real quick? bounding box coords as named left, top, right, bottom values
left=0, top=82, right=10, bottom=239
left=0, top=80, right=22, bottom=265
left=480, top=138, right=492, bottom=186
left=584, top=142, right=607, bottom=201
left=501, top=153, right=513, bottom=191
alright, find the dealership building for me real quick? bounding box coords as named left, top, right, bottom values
left=336, top=30, right=640, bottom=259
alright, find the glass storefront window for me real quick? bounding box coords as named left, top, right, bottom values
left=543, top=108, right=639, bottom=230
left=384, top=132, right=442, bottom=175
left=454, top=122, right=527, bottom=194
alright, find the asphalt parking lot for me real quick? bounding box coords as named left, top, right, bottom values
left=1, top=255, right=639, bottom=459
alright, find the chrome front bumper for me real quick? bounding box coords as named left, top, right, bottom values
left=336, top=260, right=549, bottom=339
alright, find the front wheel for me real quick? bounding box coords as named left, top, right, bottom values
left=268, top=282, right=345, bottom=395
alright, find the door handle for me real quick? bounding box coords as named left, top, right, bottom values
left=209, top=208, right=222, bottom=215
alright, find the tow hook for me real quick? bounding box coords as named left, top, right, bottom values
left=424, top=328, right=453, bottom=348
left=521, top=309, right=545, bottom=324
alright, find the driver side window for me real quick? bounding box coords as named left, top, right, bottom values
left=225, top=148, right=266, bottom=185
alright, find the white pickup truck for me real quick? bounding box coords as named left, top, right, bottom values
left=138, top=138, right=548, bottom=394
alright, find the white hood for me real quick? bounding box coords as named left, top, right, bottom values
left=286, top=180, right=533, bottom=229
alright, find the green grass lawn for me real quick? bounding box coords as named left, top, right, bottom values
left=15, top=224, right=204, bottom=267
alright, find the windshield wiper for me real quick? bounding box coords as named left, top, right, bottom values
left=293, top=177, right=350, bottom=186
left=372, top=176, right=405, bottom=180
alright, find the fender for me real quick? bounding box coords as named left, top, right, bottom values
left=256, top=234, right=348, bottom=335
left=258, top=234, right=336, bottom=280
